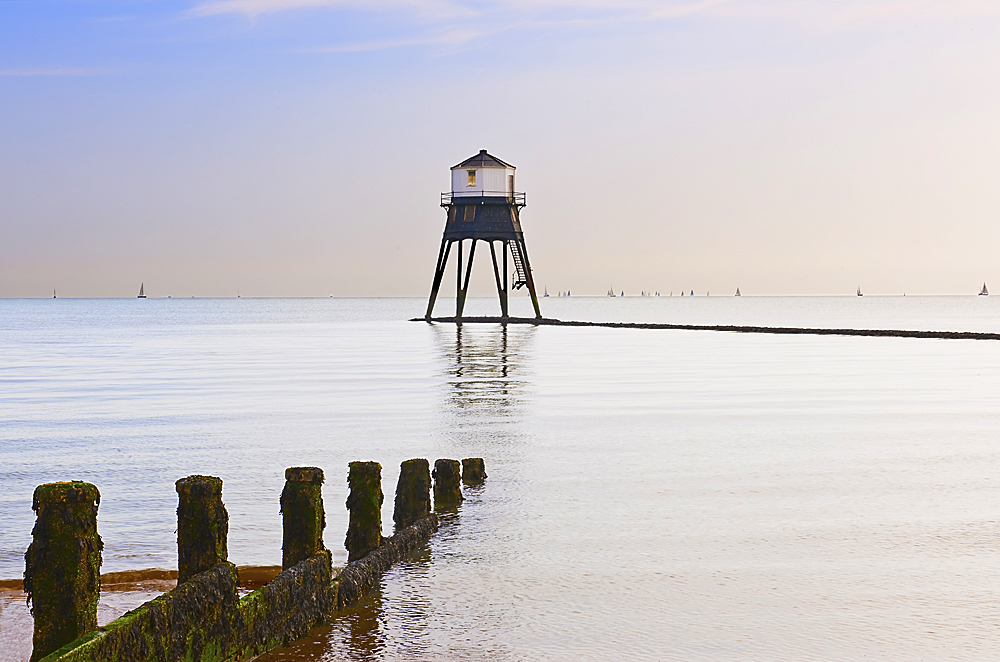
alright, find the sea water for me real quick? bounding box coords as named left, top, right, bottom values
left=3, top=296, right=1000, bottom=661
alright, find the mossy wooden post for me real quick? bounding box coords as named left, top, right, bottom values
left=281, top=466, right=326, bottom=570
left=23, top=481, right=102, bottom=662
left=393, top=459, right=431, bottom=530
left=345, top=462, right=383, bottom=563
left=461, top=458, right=487, bottom=485
left=176, top=475, right=229, bottom=584
left=433, top=459, right=463, bottom=510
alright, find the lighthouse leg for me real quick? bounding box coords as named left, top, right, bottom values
left=424, top=238, right=452, bottom=319
left=456, top=240, right=477, bottom=319
left=503, top=242, right=509, bottom=316
left=489, top=241, right=508, bottom=318
left=516, top=237, right=543, bottom=319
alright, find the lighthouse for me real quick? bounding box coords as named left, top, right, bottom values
left=424, top=150, right=542, bottom=319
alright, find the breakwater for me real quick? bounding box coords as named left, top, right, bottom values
left=22, top=458, right=486, bottom=662
left=416, top=315, right=1000, bottom=340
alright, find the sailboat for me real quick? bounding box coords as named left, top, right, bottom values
left=543, top=286, right=549, bottom=298
left=735, top=287, right=741, bottom=296
left=53, top=289, right=56, bottom=299
left=857, top=287, right=863, bottom=297
left=607, top=286, right=616, bottom=297
left=980, top=283, right=989, bottom=296
left=138, top=283, right=146, bottom=299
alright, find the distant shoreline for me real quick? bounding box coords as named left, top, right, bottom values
left=416, top=316, right=1000, bottom=341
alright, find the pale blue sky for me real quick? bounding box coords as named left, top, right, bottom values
left=3, top=1, right=1000, bottom=297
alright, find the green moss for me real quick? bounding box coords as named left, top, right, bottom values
left=280, top=467, right=326, bottom=570
left=345, top=462, right=383, bottom=562
left=393, top=459, right=430, bottom=530
left=39, top=562, right=242, bottom=662
left=432, top=460, right=463, bottom=510
left=176, top=476, right=229, bottom=584
left=24, top=481, right=103, bottom=662
left=461, top=458, right=487, bottom=484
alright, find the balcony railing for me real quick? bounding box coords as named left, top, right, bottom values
left=441, top=191, right=525, bottom=207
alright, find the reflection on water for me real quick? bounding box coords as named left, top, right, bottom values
left=257, top=324, right=530, bottom=660
left=256, top=541, right=444, bottom=661
left=11, top=299, right=1000, bottom=659
left=438, top=323, right=533, bottom=418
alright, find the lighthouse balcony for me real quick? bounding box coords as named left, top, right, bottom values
left=441, top=191, right=525, bottom=207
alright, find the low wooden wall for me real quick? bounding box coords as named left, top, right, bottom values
left=38, top=515, right=438, bottom=662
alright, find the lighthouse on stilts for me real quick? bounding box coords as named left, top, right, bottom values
left=424, top=150, right=542, bottom=320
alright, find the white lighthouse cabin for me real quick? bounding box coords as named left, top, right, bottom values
left=450, top=150, right=516, bottom=198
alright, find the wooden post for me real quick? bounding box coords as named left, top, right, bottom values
left=462, top=458, right=487, bottom=485
left=175, top=475, right=229, bottom=584
left=24, top=482, right=102, bottom=662
left=281, top=467, right=326, bottom=570
left=432, top=459, right=463, bottom=510
left=393, top=459, right=431, bottom=530
left=345, top=462, right=383, bottom=562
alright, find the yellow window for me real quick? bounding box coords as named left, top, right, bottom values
left=467, top=170, right=476, bottom=186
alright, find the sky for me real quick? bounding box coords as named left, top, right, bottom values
left=2, top=0, right=1000, bottom=297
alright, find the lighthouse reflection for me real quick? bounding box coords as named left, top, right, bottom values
left=253, top=322, right=532, bottom=662
left=435, top=322, right=534, bottom=421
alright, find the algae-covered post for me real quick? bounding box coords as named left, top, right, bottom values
left=345, top=461, right=383, bottom=562
left=461, top=458, right=487, bottom=484
left=23, top=481, right=103, bottom=662
left=176, top=475, right=229, bottom=584
left=393, top=458, right=431, bottom=530
left=280, top=466, right=326, bottom=569
left=433, top=459, right=463, bottom=509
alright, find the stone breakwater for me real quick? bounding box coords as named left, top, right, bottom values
left=23, top=457, right=487, bottom=662
left=415, top=316, right=1000, bottom=341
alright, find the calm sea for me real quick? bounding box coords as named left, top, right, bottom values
left=3, top=295, right=1000, bottom=661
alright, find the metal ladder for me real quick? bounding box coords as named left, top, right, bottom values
left=509, top=240, right=529, bottom=290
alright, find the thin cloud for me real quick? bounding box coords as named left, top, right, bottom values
left=655, top=0, right=1000, bottom=27
left=190, top=0, right=467, bottom=18
left=187, top=0, right=1000, bottom=27
left=647, top=0, right=741, bottom=19
left=306, top=29, right=482, bottom=52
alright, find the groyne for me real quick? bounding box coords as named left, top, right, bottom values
left=23, top=457, right=487, bottom=662
left=415, top=316, right=1000, bottom=341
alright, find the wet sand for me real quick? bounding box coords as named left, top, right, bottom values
left=0, top=566, right=283, bottom=662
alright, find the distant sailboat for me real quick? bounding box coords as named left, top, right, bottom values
left=607, top=286, right=616, bottom=297
left=543, top=286, right=549, bottom=298
left=735, top=287, right=741, bottom=296
left=237, top=290, right=241, bottom=298
left=53, top=289, right=56, bottom=299
left=857, top=287, right=863, bottom=297
left=138, top=283, right=146, bottom=299
left=980, top=283, right=989, bottom=296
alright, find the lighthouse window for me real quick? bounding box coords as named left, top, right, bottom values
left=467, top=170, right=476, bottom=186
